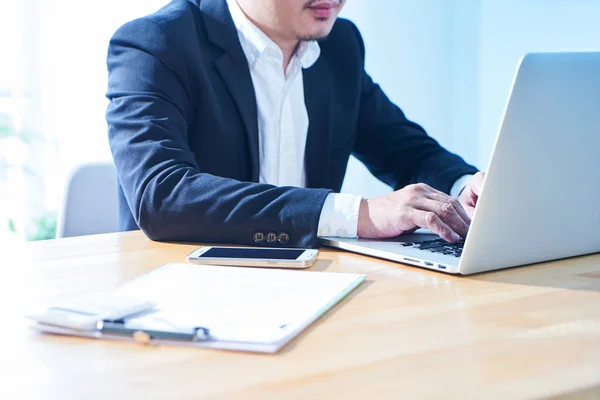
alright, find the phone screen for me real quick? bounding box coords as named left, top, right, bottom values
left=199, top=248, right=305, bottom=260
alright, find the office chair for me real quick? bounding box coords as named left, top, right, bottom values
left=56, top=162, right=120, bottom=238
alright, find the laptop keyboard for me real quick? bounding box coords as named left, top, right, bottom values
left=400, top=239, right=464, bottom=258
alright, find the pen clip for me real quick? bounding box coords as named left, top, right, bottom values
left=194, top=327, right=211, bottom=341
left=102, top=320, right=213, bottom=344
left=130, top=327, right=211, bottom=344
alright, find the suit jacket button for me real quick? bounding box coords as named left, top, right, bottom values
left=266, top=232, right=278, bottom=244
left=253, top=231, right=265, bottom=243
left=278, top=232, right=290, bottom=245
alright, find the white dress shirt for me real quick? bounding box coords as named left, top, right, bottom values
left=226, top=0, right=470, bottom=238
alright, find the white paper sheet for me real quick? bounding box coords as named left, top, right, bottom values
left=117, top=263, right=365, bottom=345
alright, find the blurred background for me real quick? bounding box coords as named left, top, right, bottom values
left=1, top=0, right=599, bottom=242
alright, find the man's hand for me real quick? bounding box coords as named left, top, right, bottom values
left=357, top=183, right=471, bottom=243
left=457, top=171, right=485, bottom=217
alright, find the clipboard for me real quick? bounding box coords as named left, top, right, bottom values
left=28, top=263, right=366, bottom=353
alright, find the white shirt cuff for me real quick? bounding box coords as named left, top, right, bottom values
left=317, top=193, right=362, bottom=238
left=450, top=174, right=474, bottom=198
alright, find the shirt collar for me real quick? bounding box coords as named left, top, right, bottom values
left=296, top=40, right=321, bottom=69
left=226, top=0, right=320, bottom=70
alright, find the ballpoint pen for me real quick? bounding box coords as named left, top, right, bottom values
left=98, top=320, right=212, bottom=343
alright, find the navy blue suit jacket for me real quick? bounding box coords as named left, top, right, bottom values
left=106, top=0, right=478, bottom=248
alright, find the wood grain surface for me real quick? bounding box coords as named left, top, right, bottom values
left=2, top=231, right=600, bottom=399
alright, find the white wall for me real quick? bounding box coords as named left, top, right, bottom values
left=477, top=0, right=600, bottom=167
left=39, top=0, right=169, bottom=211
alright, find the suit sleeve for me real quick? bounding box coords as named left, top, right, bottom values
left=106, top=18, right=331, bottom=247
left=348, top=24, right=479, bottom=194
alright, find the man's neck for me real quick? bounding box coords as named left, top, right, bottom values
left=255, top=22, right=298, bottom=70
left=235, top=1, right=298, bottom=70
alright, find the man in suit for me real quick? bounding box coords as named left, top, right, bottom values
left=106, top=0, right=484, bottom=248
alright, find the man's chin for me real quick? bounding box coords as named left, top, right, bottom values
left=298, top=27, right=334, bottom=42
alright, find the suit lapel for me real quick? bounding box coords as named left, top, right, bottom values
left=214, top=54, right=260, bottom=181
left=200, top=0, right=260, bottom=182
left=303, top=62, right=334, bottom=189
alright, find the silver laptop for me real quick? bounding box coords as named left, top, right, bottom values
left=320, top=52, right=600, bottom=275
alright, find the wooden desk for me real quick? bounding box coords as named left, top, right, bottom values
left=2, top=231, right=600, bottom=399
